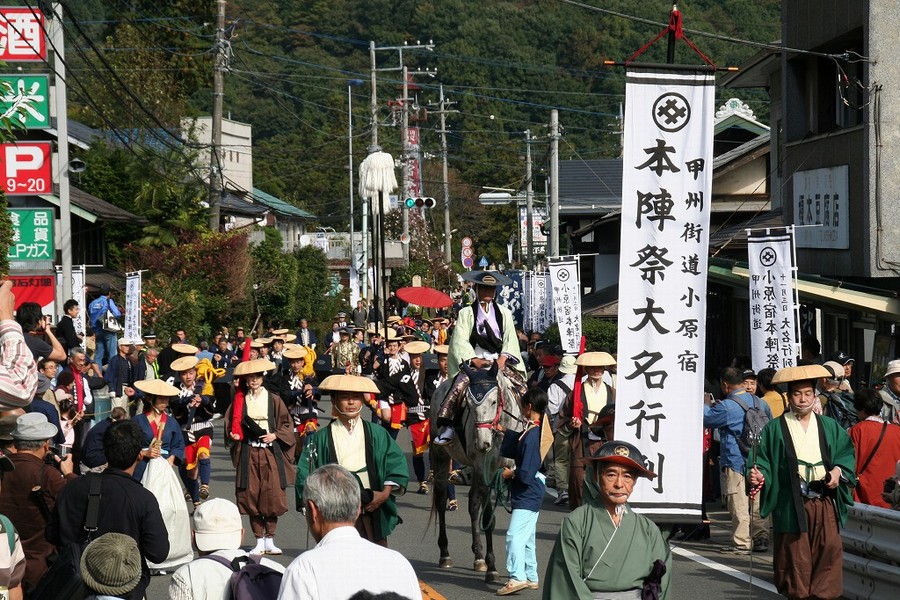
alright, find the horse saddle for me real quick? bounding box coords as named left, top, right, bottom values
left=460, top=362, right=499, bottom=406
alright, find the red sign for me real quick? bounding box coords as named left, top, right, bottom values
left=1, top=142, right=52, bottom=195
left=0, top=8, right=46, bottom=62
left=9, top=274, right=55, bottom=314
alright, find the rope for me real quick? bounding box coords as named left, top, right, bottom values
left=479, top=438, right=511, bottom=532
left=625, top=7, right=717, bottom=69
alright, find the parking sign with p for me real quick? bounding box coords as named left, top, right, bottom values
left=1, top=141, right=52, bottom=195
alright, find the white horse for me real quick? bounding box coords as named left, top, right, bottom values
left=429, top=363, right=524, bottom=582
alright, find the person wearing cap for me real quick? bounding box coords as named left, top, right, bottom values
left=435, top=271, right=527, bottom=444
left=543, top=440, right=671, bottom=599
left=558, top=352, right=618, bottom=510
left=170, top=356, right=216, bottom=506
left=80, top=532, right=143, bottom=599
left=331, top=327, right=360, bottom=374
left=703, top=367, right=772, bottom=555
left=275, top=346, right=319, bottom=460
left=748, top=364, right=857, bottom=600
left=879, top=359, right=900, bottom=425
left=281, top=464, right=421, bottom=599
left=296, top=375, right=409, bottom=546
left=142, top=330, right=158, bottom=350
left=105, top=339, right=137, bottom=412
left=87, top=284, right=122, bottom=369
left=49, top=420, right=169, bottom=600
left=25, top=373, right=66, bottom=448
left=829, top=351, right=855, bottom=393
left=0, top=413, right=75, bottom=588
left=742, top=369, right=758, bottom=396
left=169, top=498, right=284, bottom=599
left=546, top=355, right=577, bottom=507
left=225, top=358, right=295, bottom=555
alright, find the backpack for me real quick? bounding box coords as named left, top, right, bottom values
left=731, top=394, right=770, bottom=457
left=822, top=391, right=860, bottom=430
left=201, top=553, right=283, bottom=600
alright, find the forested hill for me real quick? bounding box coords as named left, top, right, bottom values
left=67, top=0, right=780, bottom=240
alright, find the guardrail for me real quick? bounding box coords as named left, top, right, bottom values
left=842, top=502, right=900, bottom=600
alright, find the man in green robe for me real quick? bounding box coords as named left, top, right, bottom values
left=749, top=365, right=857, bottom=600
left=295, top=374, right=409, bottom=545
left=543, top=441, right=671, bottom=600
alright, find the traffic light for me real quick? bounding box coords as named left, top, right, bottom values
left=404, top=197, right=436, bottom=209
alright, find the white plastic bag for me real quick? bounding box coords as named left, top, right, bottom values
left=141, top=457, right=193, bottom=569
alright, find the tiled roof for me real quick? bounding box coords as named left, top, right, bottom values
left=250, top=188, right=316, bottom=220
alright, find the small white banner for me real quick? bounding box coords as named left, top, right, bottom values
left=349, top=265, right=360, bottom=307
left=615, top=70, right=715, bottom=519
left=54, top=265, right=86, bottom=335
left=124, top=272, right=142, bottom=342
left=747, top=229, right=797, bottom=370
left=548, top=257, right=582, bottom=354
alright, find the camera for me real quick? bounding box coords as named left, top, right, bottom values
left=884, top=478, right=898, bottom=495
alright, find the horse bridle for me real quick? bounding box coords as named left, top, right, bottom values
left=474, top=385, right=523, bottom=432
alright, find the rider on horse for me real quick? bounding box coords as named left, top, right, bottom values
left=434, top=270, right=527, bottom=445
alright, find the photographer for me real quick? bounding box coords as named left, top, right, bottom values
left=14, top=302, right=65, bottom=363
left=0, top=413, right=74, bottom=590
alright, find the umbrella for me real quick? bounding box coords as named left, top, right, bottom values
left=396, top=286, right=453, bottom=309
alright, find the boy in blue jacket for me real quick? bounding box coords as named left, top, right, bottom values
left=497, top=388, right=548, bottom=595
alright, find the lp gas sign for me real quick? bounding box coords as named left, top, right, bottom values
left=1, top=141, right=52, bottom=195
left=6, top=208, right=54, bottom=261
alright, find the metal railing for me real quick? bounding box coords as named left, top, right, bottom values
left=842, top=502, right=900, bottom=600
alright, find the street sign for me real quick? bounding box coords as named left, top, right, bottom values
left=462, top=257, right=474, bottom=269
left=461, top=237, right=472, bottom=248
left=461, top=247, right=473, bottom=258
left=0, top=74, right=50, bottom=129
left=0, top=8, right=46, bottom=62
left=1, top=141, right=52, bottom=195
left=479, top=256, right=489, bottom=268
left=6, top=208, right=54, bottom=261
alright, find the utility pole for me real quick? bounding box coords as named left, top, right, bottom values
left=525, top=129, right=534, bottom=270
left=208, top=0, right=227, bottom=232
left=432, top=85, right=458, bottom=264
left=368, top=40, right=435, bottom=265
left=549, top=109, right=560, bottom=257
left=400, top=66, right=409, bottom=261
left=50, top=3, right=72, bottom=303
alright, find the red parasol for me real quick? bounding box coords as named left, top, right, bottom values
left=396, top=286, right=453, bottom=309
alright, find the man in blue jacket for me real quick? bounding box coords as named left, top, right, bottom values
left=704, top=366, right=773, bottom=554
left=87, top=284, right=122, bottom=369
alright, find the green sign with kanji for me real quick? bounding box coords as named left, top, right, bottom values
left=6, top=208, right=54, bottom=261
left=0, top=75, right=50, bottom=129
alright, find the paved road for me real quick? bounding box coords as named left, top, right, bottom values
left=145, top=400, right=783, bottom=599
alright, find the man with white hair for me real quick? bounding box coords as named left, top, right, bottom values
left=278, top=464, right=422, bottom=600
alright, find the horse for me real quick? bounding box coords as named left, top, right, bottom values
left=429, top=362, right=525, bottom=583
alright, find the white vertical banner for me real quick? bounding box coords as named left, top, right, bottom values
left=124, top=272, right=142, bottom=342
left=615, top=70, right=715, bottom=519
left=54, top=265, right=86, bottom=335
left=536, top=272, right=553, bottom=333
left=349, top=265, right=360, bottom=307
left=522, top=272, right=532, bottom=332
left=747, top=229, right=798, bottom=370
left=548, top=257, right=582, bottom=354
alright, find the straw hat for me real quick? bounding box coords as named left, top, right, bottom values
left=771, top=364, right=832, bottom=385
left=387, top=315, right=402, bottom=324
left=282, top=347, right=308, bottom=361
left=576, top=352, right=616, bottom=367
left=133, top=379, right=180, bottom=397
left=171, top=343, right=199, bottom=355
left=461, top=270, right=512, bottom=287
left=271, top=328, right=289, bottom=336
left=318, top=374, right=380, bottom=394
left=170, top=356, right=199, bottom=372
left=233, top=358, right=276, bottom=376
left=282, top=333, right=297, bottom=343
left=405, top=341, right=431, bottom=355
left=255, top=337, right=273, bottom=346
left=250, top=340, right=264, bottom=349
left=433, top=344, right=449, bottom=355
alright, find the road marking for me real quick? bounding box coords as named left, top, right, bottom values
left=671, top=547, right=779, bottom=594
left=420, top=580, right=446, bottom=600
